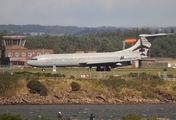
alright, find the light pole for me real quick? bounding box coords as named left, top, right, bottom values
left=123, top=41, right=125, bottom=50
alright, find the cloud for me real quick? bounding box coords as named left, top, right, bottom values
left=0, top=0, right=176, bottom=27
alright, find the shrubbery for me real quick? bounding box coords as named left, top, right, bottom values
left=121, top=113, right=141, bottom=120
left=34, top=116, right=53, bottom=120
left=0, top=113, right=54, bottom=120
left=71, top=81, right=81, bottom=91
left=27, top=80, right=47, bottom=96
left=44, top=73, right=65, bottom=77
left=0, top=112, right=28, bottom=120
left=127, top=72, right=161, bottom=80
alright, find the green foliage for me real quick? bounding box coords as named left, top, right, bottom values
left=141, top=89, right=158, bottom=99
left=109, top=75, right=114, bottom=78
left=147, top=115, right=159, bottom=120
left=14, top=71, right=32, bottom=75
left=71, top=82, right=81, bottom=91
left=14, top=71, right=66, bottom=78
left=24, top=28, right=148, bottom=53
left=70, top=75, right=75, bottom=79
left=34, top=116, right=54, bottom=120
left=128, top=72, right=138, bottom=77
left=0, top=74, right=21, bottom=96
left=27, top=80, right=47, bottom=96
left=149, top=75, right=160, bottom=80
left=1, top=26, right=176, bottom=57
left=121, top=113, right=140, bottom=120
left=44, top=73, right=65, bottom=77
left=24, top=28, right=176, bottom=58
left=151, top=36, right=176, bottom=58
left=138, top=72, right=150, bottom=79
left=172, top=86, right=176, bottom=91
left=0, top=112, right=28, bottom=120
left=136, top=72, right=161, bottom=81
left=167, top=74, right=174, bottom=78
left=99, top=75, right=165, bottom=99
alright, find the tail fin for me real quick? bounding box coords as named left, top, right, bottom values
left=122, top=36, right=151, bottom=57
left=122, top=33, right=174, bottom=57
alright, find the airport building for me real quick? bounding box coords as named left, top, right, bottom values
left=0, top=36, right=53, bottom=67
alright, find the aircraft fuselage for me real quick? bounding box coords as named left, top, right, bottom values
left=27, top=52, right=141, bottom=70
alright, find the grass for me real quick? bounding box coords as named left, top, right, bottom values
left=1, top=67, right=176, bottom=101
left=0, top=74, right=28, bottom=97
left=7, top=67, right=176, bottom=79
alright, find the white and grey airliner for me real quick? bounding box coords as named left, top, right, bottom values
left=27, top=33, right=174, bottom=71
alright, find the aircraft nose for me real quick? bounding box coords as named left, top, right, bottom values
left=27, top=60, right=33, bottom=66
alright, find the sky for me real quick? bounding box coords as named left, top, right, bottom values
left=0, top=0, right=176, bottom=27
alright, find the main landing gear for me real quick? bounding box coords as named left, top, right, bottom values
left=96, top=66, right=111, bottom=71
left=87, top=66, right=111, bottom=72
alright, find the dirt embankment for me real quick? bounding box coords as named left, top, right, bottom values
left=0, top=89, right=175, bottom=105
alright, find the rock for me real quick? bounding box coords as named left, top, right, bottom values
left=55, top=94, right=62, bottom=99
left=0, top=92, right=175, bottom=105
left=95, top=95, right=107, bottom=102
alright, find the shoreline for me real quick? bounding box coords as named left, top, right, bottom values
left=0, top=93, right=175, bottom=105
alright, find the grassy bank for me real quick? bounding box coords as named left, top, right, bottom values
left=0, top=68, right=176, bottom=101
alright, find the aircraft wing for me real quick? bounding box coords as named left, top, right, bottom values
left=87, top=60, right=116, bottom=65
left=79, top=60, right=115, bottom=65
left=79, top=58, right=138, bottom=65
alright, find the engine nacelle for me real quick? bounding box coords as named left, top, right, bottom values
left=116, top=61, right=132, bottom=66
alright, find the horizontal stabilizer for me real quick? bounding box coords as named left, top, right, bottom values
left=139, top=33, right=174, bottom=38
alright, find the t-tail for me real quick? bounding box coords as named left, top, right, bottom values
left=122, top=33, right=174, bottom=58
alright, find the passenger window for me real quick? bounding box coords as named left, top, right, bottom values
left=31, top=58, right=37, bottom=60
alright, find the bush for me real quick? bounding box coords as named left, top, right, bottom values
left=70, top=75, right=75, bottom=79
left=44, top=73, right=65, bottom=77
left=172, top=86, right=176, bottom=91
left=71, top=82, right=81, bottom=91
left=0, top=112, right=28, bottom=120
left=128, top=72, right=138, bottom=77
left=27, top=80, right=47, bottom=96
left=34, top=116, right=53, bottom=120
left=167, top=74, right=174, bottom=78
left=14, top=71, right=32, bottom=75
left=149, top=74, right=159, bottom=79
left=121, top=113, right=140, bottom=120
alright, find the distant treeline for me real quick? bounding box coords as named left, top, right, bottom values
left=0, top=24, right=176, bottom=36
left=0, top=24, right=121, bottom=36
left=0, top=27, right=176, bottom=58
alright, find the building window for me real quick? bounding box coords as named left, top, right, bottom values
left=8, top=52, right=13, bottom=57
left=11, top=61, right=24, bottom=65
left=18, top=61, right=24, bottom=65
left=11, top=61, right=17, bottom=65
left=15, top=52, right=19, bottom=57
left=22, top=52, right=26, bottom=57
left=28, top=52, right=32, bottom=57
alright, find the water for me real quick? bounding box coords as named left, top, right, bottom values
left=0, top=104, right=175, bottom=120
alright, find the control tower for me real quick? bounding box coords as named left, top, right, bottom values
left=2, top=36, right=26, bottom=50
left=1, top=36, right=53, bottom=67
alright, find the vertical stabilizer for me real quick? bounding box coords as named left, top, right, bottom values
left=122, top=37, right=151, bottom=57
left=121, top=33, right=174, bottom=57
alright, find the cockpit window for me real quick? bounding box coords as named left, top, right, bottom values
left=31, top=58, right=37, bottom=60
